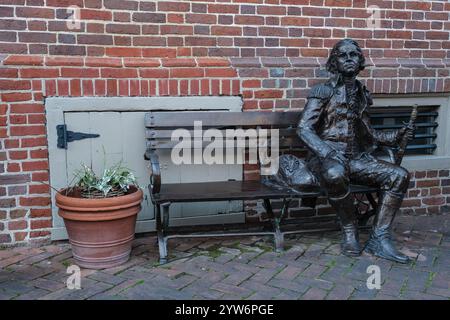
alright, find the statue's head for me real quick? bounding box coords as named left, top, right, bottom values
left=326, top=38, right=365, bottom=77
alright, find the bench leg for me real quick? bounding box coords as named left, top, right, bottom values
left=274, top=198, right=291, bottom=252
left=263, top=199, right=286, bottom=252
left=263, top=199, right=273, bottom=217
left=274, top=228, right=284, bottom=252
left=156, top=203, right=170, bottom=264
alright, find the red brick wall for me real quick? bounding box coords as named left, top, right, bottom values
left=0, top=0, right=449, bottom=245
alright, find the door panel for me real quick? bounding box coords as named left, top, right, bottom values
left=89, top=112, right=124, bottom=174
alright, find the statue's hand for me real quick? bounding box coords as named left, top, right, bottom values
left=397, top=123, right=416, bottom=142
left=323, top=149, right=349, bottom=171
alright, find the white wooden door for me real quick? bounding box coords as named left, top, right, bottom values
left=50, top=110, right=243, bottom=239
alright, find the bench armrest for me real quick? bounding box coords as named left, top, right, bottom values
left=144, top=148, right=161, bottom=194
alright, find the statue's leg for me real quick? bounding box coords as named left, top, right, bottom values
left=320, top=159, right=361, bottom=256
left=365, top=191, right=410, bottom=263
left=349, top=157, right=410, bottom=263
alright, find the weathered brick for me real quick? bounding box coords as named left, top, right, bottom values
left=16, top=7, right=54, bottom=19
left=30, top=219, right=52, bottom=229
left=49, top=45, right=86, bottom=56
left=10, top=209, right=28, bottom=219
left=417, top=180, right=440, bottom=188
left=10, top=125, right=46, bottom=136
left=30, top=230, right=51, bottom=238
left=8, top=220, right=27, bottom=230
left=0, top=174, right=30, bottom=185
left=80, top=9, right=112, bottom=21
left=422, top=197, right=446, bottom=206
left=0, top=234, right=12, bottom=243
left=19, top=32, right=56, bottom=43
left=104, top=0, right=138, bottom=10
left=78, top=34, right=113, bottom=45
left=106, top=24, right=140, bottom=35
left=186, top=13, right=216, bottom=24
left=30, top=208, right=51, bottom=218
left=19, top=196, right=51, bottom=207
left=133, top=12, right=166, bottom=23
left=106, top=47, right=141, bottom=57
left=8, top=185, right=27, bottom=196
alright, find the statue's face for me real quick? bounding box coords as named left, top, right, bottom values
left=335, top=44, right=361, bottom=76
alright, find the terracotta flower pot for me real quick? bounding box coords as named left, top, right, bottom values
left=56, top=186, right=143, bottom=269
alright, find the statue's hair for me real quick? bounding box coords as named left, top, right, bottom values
left=326, top=38, right=366, bottom=74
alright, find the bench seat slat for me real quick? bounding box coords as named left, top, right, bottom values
left=151, top=180, right=378, bottom=203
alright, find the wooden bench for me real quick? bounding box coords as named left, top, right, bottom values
left=144, top=111, right=384, bottom=264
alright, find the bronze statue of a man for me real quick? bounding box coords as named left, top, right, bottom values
left=297, top=39, right=415, bottom=263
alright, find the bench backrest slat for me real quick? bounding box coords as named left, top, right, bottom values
left=146, top=136, right=306, bottom=149
left=146, top=127, right=300, bottom=139
left=145, top=111, right=302, bottom=128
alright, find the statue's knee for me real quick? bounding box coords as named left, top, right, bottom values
left=324, top=166, right=346, bottom=183
left=322, top=166, right=348, bottom=194
left=392, top=167, right=410, bottom=192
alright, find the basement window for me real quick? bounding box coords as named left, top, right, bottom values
left=369, top=105, right=439, bottom=156
left=371, top=95, right=450, bottom=171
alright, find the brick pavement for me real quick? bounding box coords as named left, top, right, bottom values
left=0, top=214, right=448, bottom=300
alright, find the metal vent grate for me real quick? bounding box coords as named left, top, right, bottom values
left=369, top=105, right=439, bottom=155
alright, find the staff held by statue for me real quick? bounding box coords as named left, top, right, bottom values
left=395, top=104, right=418, bottom=166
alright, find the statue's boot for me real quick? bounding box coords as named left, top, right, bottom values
left=365, top=191, right=410, bottom=264
left=328, top=191, right=361, bottom=257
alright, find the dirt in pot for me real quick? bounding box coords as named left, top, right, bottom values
left=59, top=185, right=139, bottom=199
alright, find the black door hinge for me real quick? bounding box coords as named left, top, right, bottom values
left=57, top=124, right=100, bottom=149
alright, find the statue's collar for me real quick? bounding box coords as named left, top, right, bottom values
left=328, top=73, right=342, bottom=87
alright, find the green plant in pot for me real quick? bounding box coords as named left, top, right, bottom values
left=55, top=163, right=143, bottom=269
